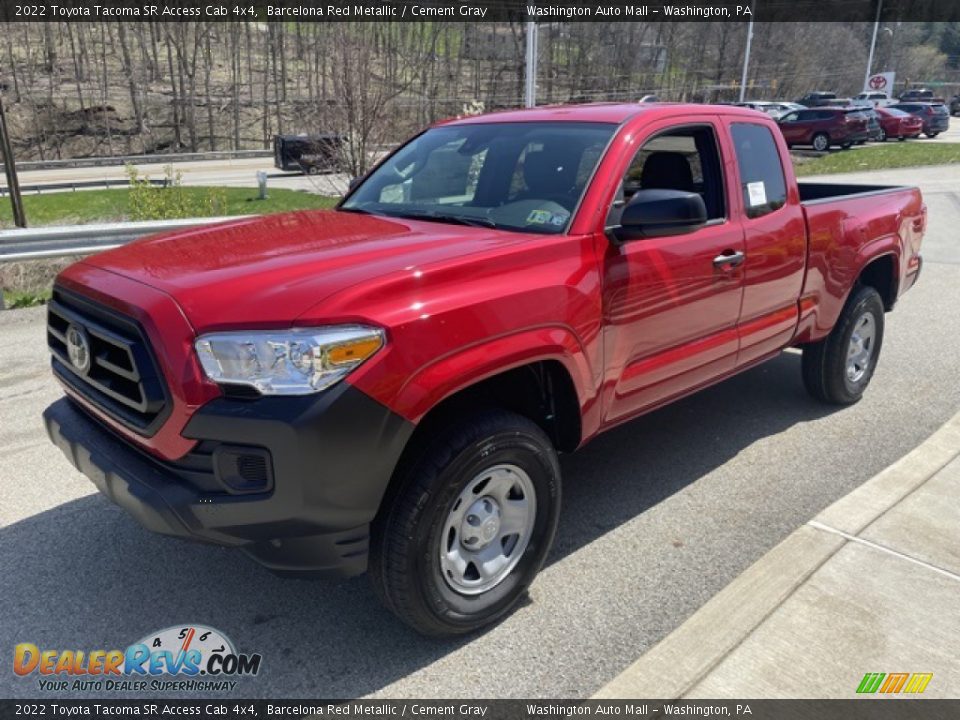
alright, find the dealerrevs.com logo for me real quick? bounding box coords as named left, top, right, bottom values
left=14, top=625, right=262, bottom=693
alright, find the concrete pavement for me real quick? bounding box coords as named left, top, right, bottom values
left=595, top=411, right=960, bottom=699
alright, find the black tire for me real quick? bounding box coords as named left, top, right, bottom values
left=926, top=132, right=939, bottom=139
left=898, top=136, right=907, bottom=141
left=802, top=285, right=885, bottom=405
left=369, top=409, right=561, bottom=636
left=811, top=133, right=830, bottom=152
left=841, top=142, right=853, bottom=150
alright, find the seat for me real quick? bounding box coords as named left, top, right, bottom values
left=515, top=148, right=580, bottom=207
left=640, top=151, right=694, bottom=192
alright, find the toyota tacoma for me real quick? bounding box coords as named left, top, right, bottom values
left=43, top=104, right=925, bottom=636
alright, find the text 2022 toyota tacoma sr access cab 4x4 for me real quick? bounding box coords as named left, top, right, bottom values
left=43, top=104, right=925, bottom=635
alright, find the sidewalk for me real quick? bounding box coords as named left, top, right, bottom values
left=594, top=411, right=960, bottom=699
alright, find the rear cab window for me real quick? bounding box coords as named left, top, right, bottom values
left=730, top=123, right=788, bottom=219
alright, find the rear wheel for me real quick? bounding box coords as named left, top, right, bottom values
left=811, top=133, right=830, bottom=152
left=926, top=132, right=939, bottom=139
left=802, top=285, right=885, bottom=405
left=370, top=409, right=561, bottom=636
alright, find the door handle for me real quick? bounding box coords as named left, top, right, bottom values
left=713, top=250, right=745, bottom=269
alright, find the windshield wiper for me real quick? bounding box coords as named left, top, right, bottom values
left=381, top=210, right=498, bottom=229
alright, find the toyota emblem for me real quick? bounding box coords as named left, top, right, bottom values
left=66, top=324, right=91, bottom=375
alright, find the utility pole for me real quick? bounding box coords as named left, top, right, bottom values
left=738, top=19, right=754, bottom=103
left=0, top=93, right=26, bottom=228
left=864, top=0, right=884, bottom=93
left=524, top=22, right=538, bottom=108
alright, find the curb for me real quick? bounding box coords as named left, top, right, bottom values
left=593, top=410, right=960, bottom=700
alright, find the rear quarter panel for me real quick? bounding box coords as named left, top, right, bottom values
left=794, top=187, right=924, bottom=343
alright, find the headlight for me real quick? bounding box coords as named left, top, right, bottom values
left=195, top=325, right=384, bottom=396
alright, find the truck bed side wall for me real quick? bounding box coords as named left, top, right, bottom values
left=795, top=187, right=924, bottom=343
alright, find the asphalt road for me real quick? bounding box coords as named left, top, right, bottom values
left=0, top=165, right=957, bottom=700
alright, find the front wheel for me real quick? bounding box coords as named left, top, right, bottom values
left=811, top=133, right=830, bottom=152
left=802, top=285, right=885, bottom=405
left=369, top=409, right=561, bottom=636
left=926, top=132, right=939, bottom=139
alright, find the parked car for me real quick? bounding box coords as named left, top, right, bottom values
left=860, top=109, right=884, bottom=142
left=734, top=101, right=802, bottom=118
left=853, top=92, right=894, bottom=108
left=898, top=89, right=944, bottom=103
left=949, top=95, right=960, bottom=117
left=796, top=91, right=853, bottom=107
left=889, top=102, right=951, bottom=138
left=777, top=107, right=870, bottom=150
left=875, top=107, right=923, bottom=141
left=43, top=103, right=925, bottom=636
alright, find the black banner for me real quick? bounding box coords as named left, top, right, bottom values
left=2, top=0, right=960, bottom=23
left=2, top=700, right=960, bottom=720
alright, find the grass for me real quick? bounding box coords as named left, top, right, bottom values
left=794, top=142, right=960, bottom=176
left=0, top=187, right=338, bottom=228
left=2, top=288, right=52, bottom=309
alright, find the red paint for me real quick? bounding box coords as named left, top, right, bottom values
left=55, top=103, right=924, bottom=460
left=874, top=107, right=923, bottom=139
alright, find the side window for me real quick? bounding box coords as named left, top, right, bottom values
left=731, top=123, right=788, bottom=219
left=615, top=125, right=725, bottom=223
left=796, top=110, right=816, bottom=121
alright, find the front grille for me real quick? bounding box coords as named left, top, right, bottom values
left=47, top=288, right=170, bottom=436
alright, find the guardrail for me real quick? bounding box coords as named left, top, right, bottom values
left=1, top=149, right=273, bottom=173
left=0, top=216, right=253, bottom=263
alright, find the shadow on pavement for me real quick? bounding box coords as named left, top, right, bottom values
left=0, top=351, right=837, bottom=699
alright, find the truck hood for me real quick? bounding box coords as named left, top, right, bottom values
left=82, top=210, right=523, bottom=331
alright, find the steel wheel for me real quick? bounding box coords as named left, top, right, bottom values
left=440, top=464, right=536, bottom=595
left=846, top=312, right=876, bottom=383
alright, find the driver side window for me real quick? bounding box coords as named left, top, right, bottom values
left=611, top=126, right=725, bottom=225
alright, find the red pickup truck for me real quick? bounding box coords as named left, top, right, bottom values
left=43, top=104, right=925, bottom=636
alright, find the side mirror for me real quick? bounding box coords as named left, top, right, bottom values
left=613, top=189, right=708, bottom=243
left=348, top=177, right=362, bottom=191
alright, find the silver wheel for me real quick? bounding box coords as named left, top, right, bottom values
left=440, top=464, right=536, bottom=595
left=812, top=134, right=829, bottom=151
left=846, top=312, right=876, bottom=383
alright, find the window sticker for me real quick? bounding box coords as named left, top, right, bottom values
left=526, top=209, right=554, bottom=224
left=747, top=181, right=767, bottom=207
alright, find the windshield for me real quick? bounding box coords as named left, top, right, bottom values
left=341, top=122, right=616, bottom=234
left=883, top=108, right=909, bottom=117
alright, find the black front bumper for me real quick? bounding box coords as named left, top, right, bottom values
left=43, top=384, right=414, bottom=578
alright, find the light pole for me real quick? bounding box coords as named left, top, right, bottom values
left=739, top=19, right=754, bottom=103
left=864, top=0, right=883, bottom=92
left=524, top=22, right=538, bottom=108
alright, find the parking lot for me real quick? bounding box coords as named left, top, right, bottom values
left=1, top=164, right=958, bottom=700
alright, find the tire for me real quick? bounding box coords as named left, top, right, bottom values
left=898, top=136, right=907, bottom=141
left=812, top=133, right=829, bottom=152
left=841, top=142, right=853, bottom=150
left=369, top=409, right=561, bottom=636
left=802, top=285, right=885, bottom=405
left=926, top=132, right=939, bottom=139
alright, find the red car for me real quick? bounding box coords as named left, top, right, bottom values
left=44, top=104, right=925, bottom=635
left=875, top=107, right=923, bottom=141
left=777, top=107, right=870, bottom=150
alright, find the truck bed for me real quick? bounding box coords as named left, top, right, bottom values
left=795, top=182, right=925, bottom=344
left=798, top=182, right=909, bottom=204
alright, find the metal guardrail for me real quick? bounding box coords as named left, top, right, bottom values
left=0, top=216, right=253, bottom=263
left=0, top=179, right=169, bottom=196
left=1, top=149, right=272, bottom=173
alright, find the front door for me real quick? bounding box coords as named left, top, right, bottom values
left=601, top=122, right=746, bottom=425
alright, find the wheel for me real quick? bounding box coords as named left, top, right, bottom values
left=926, top=132, right=939, bottom=139
left=369, top=409, right=561, bottom=636
left=841, top=142, right=853, bottom=150
left=812, top=133, right=829, bottom=152
left=307, top=165, right=321, bottom=175
left=855, top=140, right=866, bottom=145
left=802, top=285, right=885, bottom=405
left=898, top=136, right=906, bottom=141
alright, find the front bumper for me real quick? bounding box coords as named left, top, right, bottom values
left=44, top=383, right=414, bottom=578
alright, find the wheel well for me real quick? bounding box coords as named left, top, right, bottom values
left=409, top=361, right=582, bottom=455
left=858, top=254, right=897, bottom=311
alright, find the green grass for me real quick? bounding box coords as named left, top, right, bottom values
left=0, top=187, right=338, bottom=228
left=794, top=142, right=960, bottom=176
left=3, top=288, right=52, bottom=309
